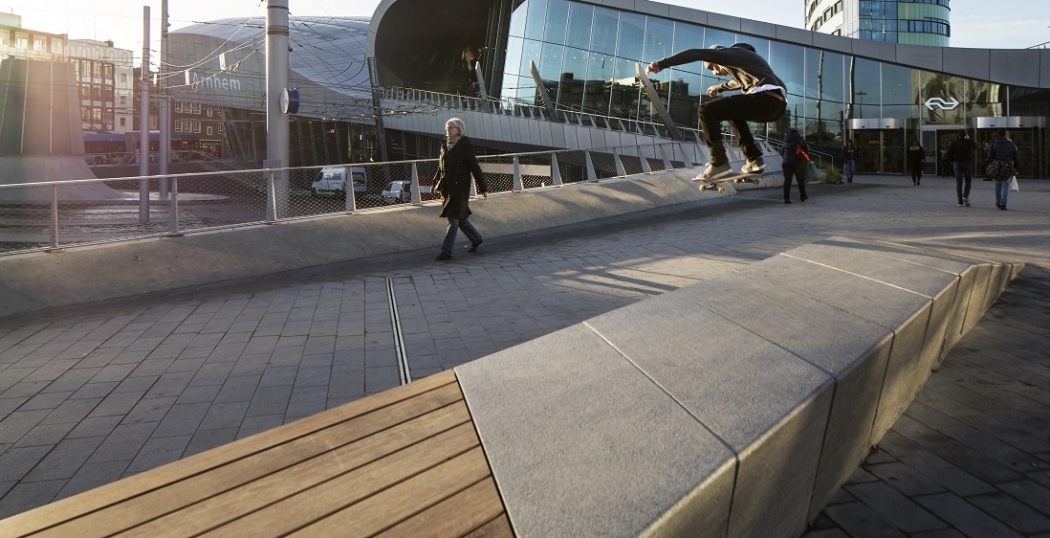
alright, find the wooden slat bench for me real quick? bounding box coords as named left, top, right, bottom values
left=0, top=370, right=512, bottom=538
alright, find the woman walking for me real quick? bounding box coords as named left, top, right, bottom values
left=986, top=128, right=1020, bottom=211
left=434, top=117, right=489, bottom=260
left=781, top=128, right=809, bottom=204
left=907, top=139, right=925, bottom=186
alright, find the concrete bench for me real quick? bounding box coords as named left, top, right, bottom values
left=0, top=237, right=1018, bottom=538
left=455, top=236, right=1021, bottom=538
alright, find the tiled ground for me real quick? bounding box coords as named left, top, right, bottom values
left=2, top=175, right=1049, bottom=536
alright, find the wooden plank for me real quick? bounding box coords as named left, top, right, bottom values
left=285, top=447, right=492, bottom=537
left=115, top=402, right=474, bottom=538
left=463, top=515, right=515, bottom=538
left=0, top=370, right=458, bottom=538
left=373, top=478, right=505, bottom=538
left=197, top=424, right=482, bottom=537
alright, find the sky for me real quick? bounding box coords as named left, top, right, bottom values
left=4, top=0, right=1048, bottom=67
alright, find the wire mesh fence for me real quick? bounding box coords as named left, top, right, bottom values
left=0, top=142, right=702, bottom=256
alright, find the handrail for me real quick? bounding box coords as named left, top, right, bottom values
left=0, top=140, right=707, bottom=256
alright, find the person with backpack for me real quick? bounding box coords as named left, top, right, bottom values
left=646, top=43, right=787, bottom=181
left=947, top=129, right=976, bottom=207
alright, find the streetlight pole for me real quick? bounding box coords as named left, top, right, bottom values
left=138, top=5, right=150, bottom=224
left=265, top=0, right=290, bottom=220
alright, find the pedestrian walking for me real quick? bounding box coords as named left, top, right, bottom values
left=907, top=139, right=925, bottom=186
left=434, top=117, right=489, bottom=260
left=948, top=129, right=976, bottom=207
left=841, top=140, right=856, bottom=184
left=646, top=43, right=787, bottom=180
left=781, top=128, right=809, bottom=204
left=985, top=128, right=1020, bottom=210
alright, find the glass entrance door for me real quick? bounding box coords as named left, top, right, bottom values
left=854, top=129, right=905, bottom=174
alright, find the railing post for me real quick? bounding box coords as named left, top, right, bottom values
left=264, top=161, right=279, bottom=222
left=411, top=162, right=422, bottom=204
left=613, top=151, right=626, bottom=177
left=50, top=184, right=59, bottom=248
left=512, top=156, right=523, bottom=192
left=550, top=153, right=563, bottom=186
left=584, top=150, right=597, bottom=181
left=660, top=145, right=673, bottom=170
left=168, top=177, right=179, bottom=235
left=638, top=146, right=652, bottom=173
left=345, top=174, right=357, bottom=213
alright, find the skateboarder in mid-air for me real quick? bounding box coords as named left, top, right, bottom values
left=646, top=43, right=787, bottom=181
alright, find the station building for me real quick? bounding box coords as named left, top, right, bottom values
left=164, top=0, right=1049, bottom=177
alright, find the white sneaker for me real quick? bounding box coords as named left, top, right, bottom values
left=741, top=159, right=766, bottom=174
left=696, top=162, right=732, bottom=181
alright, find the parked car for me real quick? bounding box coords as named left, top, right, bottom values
left=311, top=166, right=367, bottom=197
left=380, top=180, right=437, bottom=204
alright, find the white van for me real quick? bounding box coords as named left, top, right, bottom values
left=311, top=166, right=367, bottom=196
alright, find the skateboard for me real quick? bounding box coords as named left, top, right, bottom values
left=694, top=173, right=762, bottom=193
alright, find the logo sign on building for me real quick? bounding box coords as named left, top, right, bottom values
left=924, top=97, right=960, bottom=111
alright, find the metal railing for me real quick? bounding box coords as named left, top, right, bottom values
left=0, top=142, right=703, bottom=256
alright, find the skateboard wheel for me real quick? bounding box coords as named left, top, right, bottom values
left=717, top=186, right=726, bottom=193
left=699, top=185, right=708, bottom=191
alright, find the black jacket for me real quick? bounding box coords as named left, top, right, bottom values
left=907, top=145, right=926, bottom=171
left=654, top=47, right=785, bottom=95
left=435, top=136, right=488, bottom=220
left=781, top=131, right=810, bottom=166
left=948, top=136, right=975, bottom=163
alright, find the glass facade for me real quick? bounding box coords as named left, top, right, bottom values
left=496, top=0, right=1047, bottom=177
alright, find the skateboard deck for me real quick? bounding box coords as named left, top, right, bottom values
left=694, top=173, right=763, bottom=192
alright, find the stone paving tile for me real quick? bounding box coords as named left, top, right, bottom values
left=2, top=177, right=1050, bottom=525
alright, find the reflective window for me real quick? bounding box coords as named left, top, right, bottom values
left=559, top=46, right=589, bottom=110
left=850, top=57, right=881, bottom=117
left=644, top=17, right=673, bottom=62
left=583, top=51, right=614, bottom=115
left=610, top=57, right=641, bottom=117
left=544, top=0, right=570, bottom=45
left=672, top=23, right=703, bottom=56
left=565, top=3, right=593, bottom=50
left=590, top=7, right=618, bottom=55
left=703, top=28, right=735, bottom=49
left=807, top=49, right=845, bottom=103
left=538, top=42, right=564, bottom=83
left=509, top=0, right=527, bottom=37
left=524, top=0, right=547, bottom=40
left=616, top=12, right=645, bottom=60
left=770, top=41, right=805, bottom=98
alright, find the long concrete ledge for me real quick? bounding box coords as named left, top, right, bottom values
left=455, top=237, right=1022, bottom=538
left=0, top=165, right=782, bottom=318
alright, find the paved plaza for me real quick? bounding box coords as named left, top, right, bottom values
left=1, top=174, right=1048, bottom=536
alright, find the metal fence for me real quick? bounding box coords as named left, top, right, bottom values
left=0, top=142, right=703, bottom=256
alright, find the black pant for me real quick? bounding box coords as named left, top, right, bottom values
left=697, top=93, right=786, bottom=166
left=782, top=162, right=807, bottom=201
left=911, top=167, right=922, bottom=184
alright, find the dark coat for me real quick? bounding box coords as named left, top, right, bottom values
left=781, top=131, right=810, bottom=166
left=907, top=144, right=925, bottom=172
left=435, top=136, right=488, bottom=220
left=948, top=136, right=975, bottom=163
left=986, top=135, right=1020, bottom=169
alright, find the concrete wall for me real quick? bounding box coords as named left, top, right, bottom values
left=455, top=237, right=1022, bottom=538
